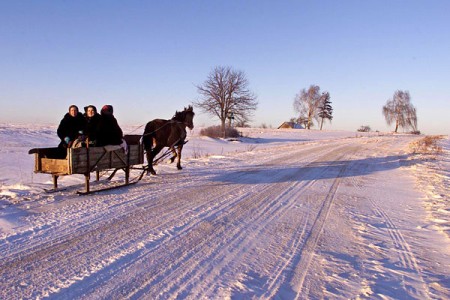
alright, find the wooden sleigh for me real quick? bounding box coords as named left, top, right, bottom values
left=29, top=135, right=145, bottom=195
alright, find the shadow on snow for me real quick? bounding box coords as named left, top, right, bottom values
left=209, top=154, right=420, bottom=184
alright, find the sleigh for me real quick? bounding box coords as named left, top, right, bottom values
left=28, top=135, right=145, bottom=195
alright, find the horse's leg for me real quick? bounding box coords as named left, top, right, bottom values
left=176, top=144, right=183, bottom=170
left=145, top=150, right=155, bottom=175
left=143, top=130, right=154, bottom=175
left=169, top=147, right=177, bottom=163
left=147, top=145, right=163, bottom=175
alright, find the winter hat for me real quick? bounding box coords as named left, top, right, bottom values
left=69, top=105, right=79, bottom=112
left=101, top=105, right=113, bottom=115
left=84, top=105, right=97, bottom=113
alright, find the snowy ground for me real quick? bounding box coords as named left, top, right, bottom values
left=1, top=123, right=449, bottom=299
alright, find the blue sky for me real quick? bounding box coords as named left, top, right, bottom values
left=1, top=1, right=449, bottom=134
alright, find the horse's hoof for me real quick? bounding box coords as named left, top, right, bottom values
left=177, top=166, right=183, bottom=170
left=146, top=169, right=157, bottom=175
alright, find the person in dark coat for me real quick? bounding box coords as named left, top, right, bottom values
left=83, top=105, right=101, bottom=146
left=57, top=105, right=86, bottom=149
left=96, top=105, right=124, bottom=146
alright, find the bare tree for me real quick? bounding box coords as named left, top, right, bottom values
left=382, top=90, right=418, bottom=133
left=195, top=66, right=257, bottom=137
left=290, top=116, right=308, bottom=128
left=317, top=92, right=333, bottom=130
left=293, top=85, right=323, bottom=129
left=357, top=125, right=371, bottom=132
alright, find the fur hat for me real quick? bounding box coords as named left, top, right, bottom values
left=101, top=105, right=113, bottom=115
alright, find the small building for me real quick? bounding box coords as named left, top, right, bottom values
left=278, top=122, right=304, bottom=129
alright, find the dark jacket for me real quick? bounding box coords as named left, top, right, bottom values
left=84, top=113, right=101, bottom=145
left=96, top=114, right=123, bottom=146
left=57, top=112, right=86, bottom=148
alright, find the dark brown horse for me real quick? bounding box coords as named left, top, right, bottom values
left=143, top=106, right=195, bottom=175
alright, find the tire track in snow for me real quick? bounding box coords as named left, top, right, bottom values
left=289, top=147, right=359, bottom=298
left=344, top=137, right=432, bottom=299
left=369, top=201, right=431, bottom=299
left=255, top=145, right=359, bottom=299
left=0, top=179, right=254, bottom=299
left=174, top=179, right=312, bottom=299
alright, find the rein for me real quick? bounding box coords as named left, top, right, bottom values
left=126, top=124, right=146, bottom=134
left=141, top=119, right=187, bottom=138
left=151, top=137, right=188, bottom=165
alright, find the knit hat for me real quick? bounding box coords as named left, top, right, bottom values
left=101, top=105, right=113, bottom=115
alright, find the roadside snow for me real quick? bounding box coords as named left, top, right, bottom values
left=409, top=138, right=450, bottom=239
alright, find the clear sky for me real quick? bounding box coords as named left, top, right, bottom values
left=1, top=1, right=449, bottom=134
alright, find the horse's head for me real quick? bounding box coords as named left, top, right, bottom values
left=173, top=105, right=195, bottom=130
left=184, top=105, right=195, bottom=130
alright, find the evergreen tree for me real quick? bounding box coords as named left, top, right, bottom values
left=317, top=92, right=333, bottom=130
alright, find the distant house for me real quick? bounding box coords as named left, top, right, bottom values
left=278, top=122, right=304, bottom=129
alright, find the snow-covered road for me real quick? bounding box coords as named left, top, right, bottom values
left=1, top=127, right=449, bottom=299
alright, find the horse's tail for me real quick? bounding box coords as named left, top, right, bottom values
left=142, top=123, right=154, bottom=151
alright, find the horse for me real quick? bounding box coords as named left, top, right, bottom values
left=142, top=105, right=195, bottom=175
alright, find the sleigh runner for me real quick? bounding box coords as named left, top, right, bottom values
left=29, top=134, right=145, bottom=194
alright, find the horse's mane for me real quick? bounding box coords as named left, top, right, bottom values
left=172, top=105, right=194, bottom=122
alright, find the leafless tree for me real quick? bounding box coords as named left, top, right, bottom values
left=291, top=116, right=309, bottom=128
left=357, top=125, right=371, bottom=132
left=293, top=85, right=323, bottom=129
left=382, top=90, right=417, bottom=133
left=195, top=66, right=257, bottom=137
left=317, top=92, right=333, bottom=130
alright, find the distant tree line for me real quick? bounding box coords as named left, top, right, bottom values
left=292, top=86, right=418, bottom=133
left=193, top=65, right=418, bottom=136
